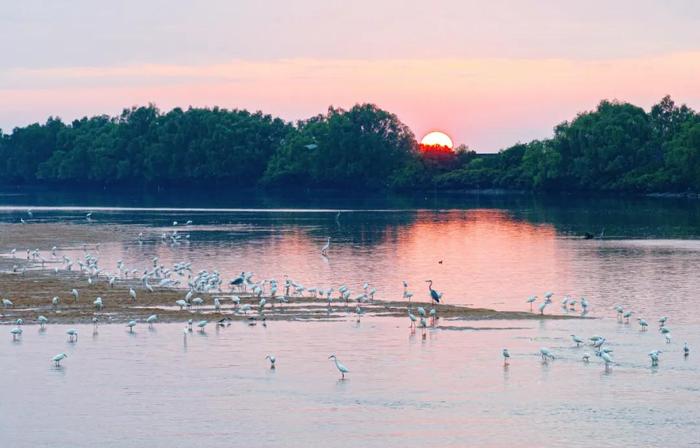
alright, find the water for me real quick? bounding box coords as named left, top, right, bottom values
left=3, top=319, right=698, bottom=447
left=1, top=188, right=700, bottom=446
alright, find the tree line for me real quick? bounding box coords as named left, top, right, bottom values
left=0, top=97, right=698, bottom=193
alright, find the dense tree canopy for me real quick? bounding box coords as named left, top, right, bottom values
left=0, top=97, right=698, bottom=193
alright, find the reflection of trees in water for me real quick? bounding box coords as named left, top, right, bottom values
left=516, top=195, right=700, bottom=238
left=3, top=186, right=700, bottom=238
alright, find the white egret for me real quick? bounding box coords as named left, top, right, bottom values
left=266, top=354, right=276, bottom=369
left=126, top=320, right=136, bottom=332
left=665, top=333, right=672, bottom=344
left=321, top=237, right=330, bottom=256
left=615, top=305, right=624, bottom=321
left=197, top=320, right=208, bottom=332
left=419, top=317, right=428, bottom=339
left=93, top=297, right=103, bottom=310
left=67, top=329, right=78, bottom=342
left=328, top=354, right=349, bottom=379
left=658, top=316, right=668, bottom=327
left=540, top=348, right=555, bottom=362
left=526, top=295, right=537, bottom=310
left=600, top=351, right=614, bottom=369
left=571, top=335, right=583, bottom=347
left=355, top=306, right=363, bottom=323
left=623, top=311, right=633, bottom=323
left=52, top=296, right=60, bottom=309
left=592, top=337, right=606, bottom=349
left=37, top=315, right=48, bottom=328
left=580, top=297, right=589, bottom=313
left=175, top=299, right=188, bottom=310
left=10, top=327, right=22, bottom=340
left=129, top=288, right=137, bottom=302
left=239, top=304, right=252, bottom=315
left=71, top=289, right=79, bottom=302
left=146, top=314, right=158, bottom=327
left=649, top=350, right=661, bottom=366
left=502, top=348, right=510, bottom=365
left=52, top=353, right=68, bottom=367
left=2, top=298, right=13, bottom=308
left=638, top=318, right=648, bottom=331
left=407, top=308, right=417, bottom=329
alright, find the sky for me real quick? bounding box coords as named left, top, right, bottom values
left=1, top=0, right=700, bottom=152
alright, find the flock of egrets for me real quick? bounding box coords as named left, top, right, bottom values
left=2, top=210, right=693, bottom=378
left=512, top=293, right=691, bottom=370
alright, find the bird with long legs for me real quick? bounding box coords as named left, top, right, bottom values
left=328, top=354, right=349, bottom=379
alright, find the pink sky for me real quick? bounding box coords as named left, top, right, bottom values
left=2, top=1, right=700, bottom=151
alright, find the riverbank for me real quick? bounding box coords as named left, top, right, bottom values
left=0, top=222, right=578, bottom=325
left=0, top=269, right=576, bottom=325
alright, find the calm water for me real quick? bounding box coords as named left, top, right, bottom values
left=1, top=189, right=700, bottom=446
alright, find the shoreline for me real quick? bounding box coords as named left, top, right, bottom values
left=0, top=269, right=579, bottom=325
left=0, top=222, right=583, bottom=325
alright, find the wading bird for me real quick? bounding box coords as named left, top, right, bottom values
left=126, top=320, right=136, bottom=332
left=67, top=329, right=78, bottom=342
left=321, top=237, right=330, bottom=256
left=649, top=350, right=661, bottom=367
left=407, top=308, right=417, bottom=329
left=600, top=351, right=614, bottom=369
left=540, top=348, right=555, bottom=362
left=52, top=353, right=68, bottom=367
left=502, top=348, right=510, bottom=365
left=146, top=314, right=158, bottom=327
left=426, top=280, right=442, bottom=304
left=328, top=354, right=349, bottom=379
left=638, top=318, right=648, bottom=331
left=266, top=354, right=276, bottom=369
left=10, top=327, right=22, bottom=340
left=571, top=335, right=583, bottom=347
left=526, top=295, right=537, bottom=310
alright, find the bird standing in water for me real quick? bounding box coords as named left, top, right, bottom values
left=502, top=348, right=510, bottom=365
left=321, top=237, right=330, bottom=256
left=52, top=353, right=68, bottom=367
left=266, top=354, right=276, bottom=369
left=425, top=280, right=442, bottom=305
left=328, top=354, right=349, bottom=379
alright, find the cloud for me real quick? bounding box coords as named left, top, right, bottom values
left=2, top=53, right=699, bottom=151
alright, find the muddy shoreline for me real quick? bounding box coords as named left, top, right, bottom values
left=0, top=222, right=582, bottom=325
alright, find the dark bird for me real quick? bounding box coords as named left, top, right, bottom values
left=426, top=280, right=442, bottom=303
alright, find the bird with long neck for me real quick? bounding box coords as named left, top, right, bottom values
left=425, top=280, right=442, bottom=315
left=328, top=354, right=349, bottom=379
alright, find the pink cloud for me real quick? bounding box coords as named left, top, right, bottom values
left=2, top=52, right=699, bottom=151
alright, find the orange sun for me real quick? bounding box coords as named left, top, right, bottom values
left=420, top=131, right=453, bottom=149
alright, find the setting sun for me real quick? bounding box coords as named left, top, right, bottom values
left=420, top=131, right=454, bottom=149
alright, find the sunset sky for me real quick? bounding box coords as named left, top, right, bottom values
left=2, top=0, right=700, bottom=152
